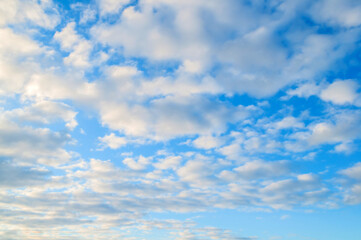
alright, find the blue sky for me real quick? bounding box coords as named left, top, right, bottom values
left=1, top=0, right=361, bottom=239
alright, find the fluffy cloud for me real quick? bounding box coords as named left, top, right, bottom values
left=53, top=22, right=81, bottom=50
left=311, top=0, right=361, bottom=27
left=98, top=133, right=127, bottom=149
left=286, top=82, right=323, bottom=99
left=177, top=158, right=218, bottom=188
left=92, top=0, right=229, bottom=63
left=288, top=79, right=361, bottom=107
left=219, top=160, right=290, bottom=181
left=0, top=28, right=41, bottom=56
left=340, top=162, right=361, bottom=180
left=0, top=160, right=49, bottom=188
left=339, top=162, right=361, bottom=204
left=320, top=80, right=360, bottom=105
left=0, top=28, right=43, bottom=96
left=308, top=110, right=361, bottom=145
left=192, top=135, right=225, bottom=150
left=54, top=22, right=93, bottom=68
left=154, top=156, right=182, bottom=170
left=97, top=0, right=131, bottom=15
left=0, top=0, right=59, bottom=28
left=99, top=95, right=249, bottom=139
left=90, top=0, right=360, bottom=98
left=0, top=113, right=72, bottom=166
left=123, top=155, right=151, bottom=170
left=4, top=100, right=77, bottom=130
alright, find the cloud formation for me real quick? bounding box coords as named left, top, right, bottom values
left=0, top=0, right=361, bottom=239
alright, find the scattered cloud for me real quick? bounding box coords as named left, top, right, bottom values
left=1, top=0, right=361, bottom=239
left=98, top=133, right=127, bottom=150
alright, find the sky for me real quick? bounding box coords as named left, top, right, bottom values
left=0, top=0, right=361, bottom=239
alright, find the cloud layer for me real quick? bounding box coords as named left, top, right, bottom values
left=0, top=0, right=361, bottom=239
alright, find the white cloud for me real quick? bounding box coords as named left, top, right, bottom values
left=0, top=0, right=59, bottom=28
left=218, top=159, right=289, bottom=182
left=286, top=82, right=323, bottom=99
left=233, top=160, right=289, bottom=180
left=177, top=156, right=217, bottom=188
left=192, top=135, right=225, bottom=150
left=0, top=59, right=32, bottom=96
left=0, top=28, right=41, bottom=56
left=340, top=162, right=361, bottom=180
left=1, top=1, right=361, bottom=238
left=123, top=155, right=151, bottom=170
left=181, top=60, right=205, bottom=74
left=311, top=0, right=361, bottom=27
left=154, top=156, right=182, bottom=170
left=0, top=116, right=72, bottom=166
left=287, top=79, right=361, bottom=107
left=218, top=142, right=242, bottom=160
left=225, top=172, right=331, bottom=209
left=88, top=0, right=360, bottom=99
left=91, top=0, right=258, bottom=71
left=280, top=109, right=361, bottom=153
left=54, top=22, right=93, bottom=68
left=0, top=160, right=49, bottom=188
left=16, top=62, right=234, bottom=141
left=0, top=27, right=44, bottom=97
left=24, top=72, right=99, bottom=102
left=334, top=142, right=354, bottom=154
left=86, top=158, right=118, bottom=175
left=63, top=41, right=92, bottom=68
left=97, top=0, right=131, bottom=15
left=273, top=116, right=305, bottom=130
left=98, top=133, right=127, bottom=149
left=259, top=173, right=324, bottom=208
left=53, top=22, right=80, bottom=50
left=339, top=162, right=361, bottom=204
left=219, top=26, right=288, bottom=97
left=139, top=74, right=222, bottom=98
left=106, top=65, right=139, bottom=79
left=99, top=95, right=249, bottom=139
left=79, top=6, right=97, bottom=24
left=320, top=80, right=360, bottom=105
left=344, top=183, right=361, bottom=205
left=308, top=111, right=361, bottom=145
left=5, top=100, right=78, bottom=130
